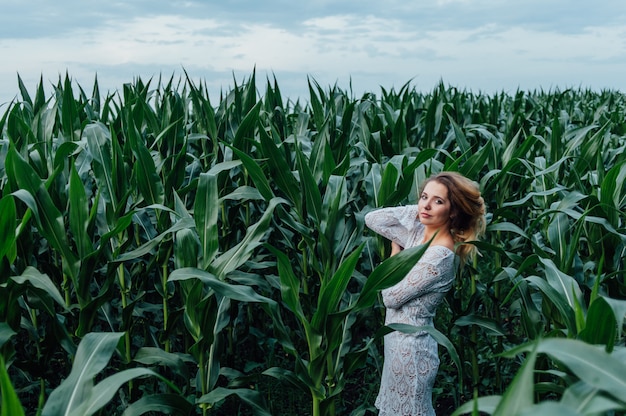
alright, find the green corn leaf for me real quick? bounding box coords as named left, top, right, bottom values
left=600, top=296, right=626, bottom=340
left=491, top=342, right=538, bottom=415
left=385, top=149, right=438, bottom=206
left=70, top=368, right=159, bottom=416
left=377, top=161, right=399, bottom=207
left=509, top=338, right=626, bottom=402
left=424, top=85, right=444, bottom=142
left=133, top=347, right=190, bottom=380
left=526, top=276, right=577, bottom=334
left=16, top=74, right=32, bottom=106
left=0, top=355, right=25, bottom=416
left=229, top=145, right=275, bottom=200
left=232, top=100, right=262, bottom=152
left=354, top=242, right=430, bottom=311
left=458, top=140, right=493, bottom=180
left=578, top=297, right=616, bottom=351
left=41, top=332, right=124, bottom=416
left=198, top=387, right=271, bottom=416
left=309, top=123, right=336, bottom=184
left=209, top=197, right=287, bottom=279
left=262, top=366, right=317, bottom=396
left=6, top=148, right=79, bottom=284
left=0, top=196, right=16, bottom=262
left=60, top=72, right=79, bottom=141
left=454, top=314, right=508, bottom=337
left=0, top=323, right=16, bottom=349
left=68, top=163, right=92, bottom=258
left=83, top=122, right=117, bottom=211
left=258, top=126, right=301, bottom=209
left=452, top=395, right=501, bottom=416
left=121, top=394, right=194, bottom=416
left=174, top=228, right=200, bottom=269
left=265, top=244, right=306, bottom=322
left=446, top=111, right=470, bottom=154
left=195, top=172, right=219, bottom=269
left=128, top=118, right=165, bottom=206
left=539, top=258, right=584, bottom=311
left=307, top=78, right=326, bottom=131
left=10, top=266, right=68, bottom=312
left=220, top=185, right=263, bottom=202
left=168, top=267, right=276, bottom=305
left=295, top=143, right=323, bottom=225
left=312, top=244, right=364, bottom=330
left=547, top=211, right=569, bottom=264
left=561, top=381, right=626, bottom=415
left=600, top=160, right=626, bottom=226
left=320, top=175, right=347, bottom=251
left=115, top=217, right=194, bottom=262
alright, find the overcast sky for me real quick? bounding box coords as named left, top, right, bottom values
left=1, top=0, right=625, bottom=106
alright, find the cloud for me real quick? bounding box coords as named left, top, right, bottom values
left=1, top=3, right=625, bottom=104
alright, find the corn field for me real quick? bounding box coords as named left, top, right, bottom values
left=0, top=71, right=625, bottom=416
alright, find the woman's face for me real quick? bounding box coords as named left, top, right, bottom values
left=418, top=180, right=452, bottom=230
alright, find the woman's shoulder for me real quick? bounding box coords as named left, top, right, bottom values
left=421, top=245, right=456, bottom=264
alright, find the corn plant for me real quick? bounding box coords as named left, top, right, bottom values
left=1, top=73, right=625, bottom=416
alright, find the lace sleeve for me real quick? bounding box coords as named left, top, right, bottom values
left=381, top=248, right=454, bottom=309
left=364, top=205, right=419, bottom=248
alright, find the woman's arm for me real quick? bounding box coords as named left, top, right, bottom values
left=390, top=241, right=403, bottom=256
left=364, top=205, right=418, bottom=248
left=382, top=249, right=454, bottom=309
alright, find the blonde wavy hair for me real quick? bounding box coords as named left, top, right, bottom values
left=421, top=171, right=486, bottom=264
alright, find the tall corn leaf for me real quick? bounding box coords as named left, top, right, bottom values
left=195, top=172, right=219, bottom=269
left=0, top=196, right=16, bottom=262
left=232, top=100, right=262, bottom=152
left=376, top=161, right=399, bottom=207
left=121, top=394, right=194, bottom=416
left=258, top=127, right=301, bottom=210
left=491, top=343, right=538, bottom=415
left=42, top=332, right=124, bottom=416
left=539, top=258, right=584, bottom=311
left=578, top=297, right=616, bottom=351
left=265, top=245, right=307, bottom=323
left=600, top=160, right=626, bottom=227
left=295, top=143, right=323, bottom=225
left=505, top=338, right=626, bottom=402
left=10, top=266, right=68, bottom=313
left=127, top=116, right=165, bottom=206
left=68, top=163, right=92, bottom=258
left=210, top=197, right=287, bottom=278
left=0, top=355, right=25, bottom=416
left=70, top=368, right=159, bottom=416
left=229, top=145, right=274, bottom=200
left=83, top=123, right=117, bottom=211
left=197, top=387, right=271, bottom=416
left=355, top=242, right=431, bottom=311
left=168, top=268, right=276, bottom=305
left=6, top=147, right=79, bottom=286
left=312, top=244, right=363, bottom=331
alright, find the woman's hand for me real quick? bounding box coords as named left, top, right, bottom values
left=390, top=241, right=403, bottom=256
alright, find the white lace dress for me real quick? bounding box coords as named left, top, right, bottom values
left=365, top=205, right=456, bottom=416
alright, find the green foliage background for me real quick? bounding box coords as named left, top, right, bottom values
left=0, top=72, right=625, bottom=415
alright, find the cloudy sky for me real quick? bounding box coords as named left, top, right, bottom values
left=1, top=0, right=625, bottom=105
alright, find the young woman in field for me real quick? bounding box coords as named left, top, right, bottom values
left=365, top=171, right=486, bottom=416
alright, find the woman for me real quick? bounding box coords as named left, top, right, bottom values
left=365, top=171, right=486, bottom=416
